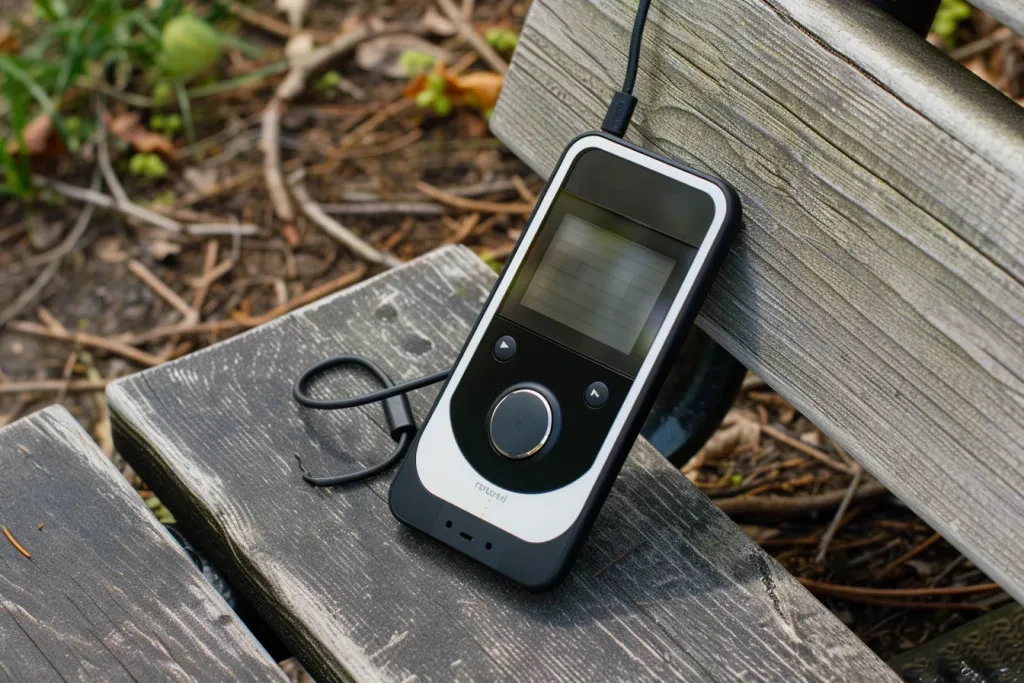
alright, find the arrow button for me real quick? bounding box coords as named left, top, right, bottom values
left=492, top=335, right=517, bottom=362
left=585, top=381, right=609, bottom=408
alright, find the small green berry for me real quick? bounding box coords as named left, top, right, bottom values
left=129, top=153, right=147, bottom=175
left=164, top=114, right=183, bottom=133
left=415, top=89, right=437, bottom=108
left=151, top=82, right=173, bottom=106
left=161, top=15, right=222, bottom=79
left=425, top=72, right=447, bottom=93
left=143, top=154, right=169, bottom=179
left=432, top=95, right=452, bottom=117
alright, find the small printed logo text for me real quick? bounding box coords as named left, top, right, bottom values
left=475, top=482, right=507, bottom=503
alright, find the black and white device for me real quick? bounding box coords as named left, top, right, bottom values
left=389, top=132, right=741, bottom=587
left=294, top=0, right=741, bottom=589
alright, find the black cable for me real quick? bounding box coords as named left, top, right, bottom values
left=294, top=2, right=655, bottom=486
left=621, top=0, right=652, bottom=95
left=601, top=0, right=653, bottom=138
left=292, top=356, right=448, bottom=486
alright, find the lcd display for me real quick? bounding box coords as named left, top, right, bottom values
left=499, top=190, right=699, bottom=377
left=519, top=215, right=675, bottom=354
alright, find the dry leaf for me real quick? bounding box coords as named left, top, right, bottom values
left=106, top=112, right=176, bottom=157
left=276, top=0, right=311, bottom=28
left=356, top=34, right=450, bottom=78
left=421, top=8, right=456, bottom=36
left=403, top=64, right=504, bottom=111
left=0, top=20, right=19, bottom=54
left=7, top=114, right=64, bottom=159
left=449, top=71, right=503, bottom=110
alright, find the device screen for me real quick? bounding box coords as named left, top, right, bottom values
left=520, top=214, right=675, bottom=354
left=500, top=190, right=698, bottom=377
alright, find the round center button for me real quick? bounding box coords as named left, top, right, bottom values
left=488, top=389, right=552, bottom=459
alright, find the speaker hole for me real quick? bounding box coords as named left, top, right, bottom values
left=445, top=520, right=452, bottom=528
left=485, top=542, right=493, bottom=550
left=459, top=531, right=473, bottom=541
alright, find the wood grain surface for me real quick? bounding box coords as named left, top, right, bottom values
left=972, top=0, right=1024, bottom=35
left=109, top=246, right=897, bottom=683
left=490, top=0, right=1024, bottom=604
left=0, top=406, right=286, bottom=682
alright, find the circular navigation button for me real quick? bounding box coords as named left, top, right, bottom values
left=492, top=335, right=517, bottom=362
left=488, top=389, right=552, bottom=459
left=585, top=381, right=609, bottom=408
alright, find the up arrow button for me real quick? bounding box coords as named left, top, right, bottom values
left=585, top=381, right=609, bottom=408
left=492, top=335, right=517, bottom=362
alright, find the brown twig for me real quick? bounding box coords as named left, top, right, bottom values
left=124, top=265, right=370, bottom=345
left=950, top=26, right=1014, bottom=61
left=322, top=201, right=446, bottom=216
left=262, top=24, right=404, bottom=220
left=33, top=176, right=260, bottom=236
left=478, top=241, right=516, bottom=262
left=416, top=181, right=534, bottom=215
left=760, top=424, right=852, bottom=473
left=437, top=0, right=508, bottom=73
left=227, top=1, right=334, bottom=41
left=815, top=465, right=863, bottom=563
left=236, top=264, right=370, bottom=326
left=0, top=198, right=97, bottom=327
left=0, top=378, right=110, bottom=395
left=797, top=577, right=1001, bottom=599
left=714, top=482, right=888, bottom=517
left=289, top=172, right=402, bottom=267
left=511, top=175, right=537, bottom=203
left=594, top=542, right=643, bottom=577
left=9, top=321, right=164, bottom=367
left=2, top=527, right=31, bottom=559
left=877, top=532, right=942, bottom=579
left=443, top=212, right=482, bottom=245
left=128, top=260, right=198, bottom=322
left=54, top=349, right=79, bottom=406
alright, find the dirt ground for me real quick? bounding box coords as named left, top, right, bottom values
left=2, top=0, right=1021, bottom=668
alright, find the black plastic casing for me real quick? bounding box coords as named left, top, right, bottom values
left=389, top=132, right=742, bottom=590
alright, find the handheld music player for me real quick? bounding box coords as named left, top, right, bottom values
left=388, top=132, right=741, bottom=588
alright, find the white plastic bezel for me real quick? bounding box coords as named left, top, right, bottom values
left=415, top=134, right=729, bottom=543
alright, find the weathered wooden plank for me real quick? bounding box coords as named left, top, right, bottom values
left=972, top=0, right=1024, bottom=36
left=490, top=0, right=1024, bottom=604
left=0, top=406, right=286, bottom=682
left=109, top=246, right=897, bottom=683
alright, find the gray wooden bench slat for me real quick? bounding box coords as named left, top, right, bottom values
left=108, top=246, right=897, bottom=683
left=0, top=406, right=286, bottom=683
left=972, top=0, right=1024, bottom=36
left=490, top=0, right=1024, bottom=604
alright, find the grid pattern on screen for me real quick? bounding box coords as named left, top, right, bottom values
left=520, top=215, right=675, bottom=354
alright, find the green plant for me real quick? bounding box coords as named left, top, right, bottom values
left=149, top=113, right=182, bottom=134
left=0, top=0, right=237, bottom=196
left=159, top=14, right=221, bottom=79
left=314, top=70, right=342, bottom=93
left=484, top=28, right=518, bottom=53
left=128, top=152, right=168, bottom=178
left=414, top=71, right=453, bottom=117
left=398, top=49, right=436, bottom=76
left=931, top=0, right=972, bottom=43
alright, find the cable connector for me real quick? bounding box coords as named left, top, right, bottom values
left=601, top=91, right=638, bottom=138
